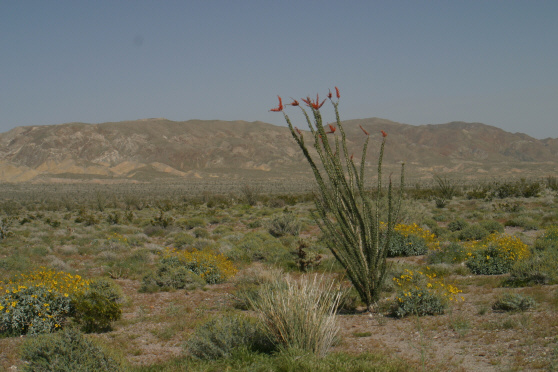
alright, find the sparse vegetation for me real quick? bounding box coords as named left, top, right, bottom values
left=1, top=171, right=558, bottom=370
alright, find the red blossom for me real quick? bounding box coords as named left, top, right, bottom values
left=301, top=93, right=326, bottom=110
left=359, top=125, right=369, bottom=136
left=335, top=86, right=340, bottom=99
left=269, top=96, right=283, bottom=112
left=289, top=98, right=299, bottom=107
left=381, top=130, right=387, bottom=138
left=328, top=89, right=333, bottom=99
left=295, top=127, right=302, bottom=135
left=325, top=124, right=336, bottom=134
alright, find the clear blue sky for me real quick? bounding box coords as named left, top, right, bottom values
left=2, top=1, right=557, bottom=139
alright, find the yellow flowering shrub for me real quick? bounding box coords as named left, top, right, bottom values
left=381, top=222, right=440, bottom=257
left=0, top=268, right=121, bottom=335
left=391, top=267, right=463, bottom=317
left=161, top=248, right=237, bottom=284
left=0, top=269, right=88, bottom=335
left=464, top=233, right=530, bottom=275
left=394, top=223, right=440, bottom=251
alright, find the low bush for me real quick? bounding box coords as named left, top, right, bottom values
left=447, top=218, right=469, bottom=232
left=193, top=228, right=210, bottom=239
left=479, top=220, right=505, bottom=234
left=20, top=328, right=126, bottom=372
left=171, top=232, right=195, bottom=248
left=505, top=216, right=539, bottom=231
left=465, top=234, right=530, bottom=275
left=0, top=269, right=122, bottom=336
left=72, top=278, right=123, bottom=333
left=161, top=248, right=237, bottom=284
left=457, top=224, right=489, bottom=241
left=383, top=223, right=439, bottom=257
left=506, top=251, right=558, bottom=286
left=186, top=313, right=275, bottom=360
left=534, top=226, right=558, bottom=251
left=227, top=232, right=291, bottom=264
left=390, top=268, right=463, bottom=318
left=492, top=293, right=536, bottom=312
left=232, top=266, right=283, bottom=310
left=390, top=288, right=447, bottom=318
left=268, top=212, right=301, bottom=237
left=140, top=257, right=205, bottom=292
left=182, top=217, right=207, bottom=230
left=427, top=242, right=468, bottom=264
left=386, top=231, right=428, bottom=257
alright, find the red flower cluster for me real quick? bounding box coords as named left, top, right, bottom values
left=301, top=94, right=326, bottom=110
left=269, top=96, right=283, bottom=112
left=269, top=87, right=340, bottom=112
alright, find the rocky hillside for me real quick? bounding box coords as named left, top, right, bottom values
left=0, top=118, right=556, bottom=183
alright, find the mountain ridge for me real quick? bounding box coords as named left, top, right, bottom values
left=0, top=118, right=556, bottom=183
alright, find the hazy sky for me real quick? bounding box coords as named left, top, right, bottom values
left=2, top=1, right=557, bottom=139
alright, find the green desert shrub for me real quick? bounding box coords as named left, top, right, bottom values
left=157, top=248, right=237, bottom=285
left=457, top=224, right=489, bottom=241
left=182, top=217, right=207, bottom=230
left=171, top=232, right=195, bottom=248
left=447, top=218, right=469, bottom=232
left=505, top=216, right=539, bottom=231
left=0, top=270, right=122, bottom=336
left=227, top=231, right=291, bottom=264
left=506, top=230, right=558, bottom=286
left=492, top=293, right=536, bottom=312
left=465, top=234, right=530, bottom=275
left=268, top=212, right=301, bottom=237
left=186, top=313, right=275, bottom=360
left=506, top=251, right=558, bottom=286
left=232, top=266, right=283, bottom=310
left=390, top=288, right=447, bottom=318
left=385, top=231, right=428, bottom=257
left=390, top=267, right=462, bottom=318
left=140, top=257, right=206, bottom=292
left=466, top=245, right=515, bottom=275
left=72, top=278, right=123, bottom=333
left=248, top=274, right=342, bottom=357
left=493, top=179, right=542, bottom=199
left=212, top=225, right=234, bottom=235
left=427, top=242, right=468, bottom=264
left=20, top=328, right=126, bottom=372
left=533, top=226, right=558, bottom=251
left=479, top=220, right=505, bottom=234
left=193, top=227, right=210, bottom=239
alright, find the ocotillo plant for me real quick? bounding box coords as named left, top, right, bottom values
left=269, top=88, right=404, bottom=309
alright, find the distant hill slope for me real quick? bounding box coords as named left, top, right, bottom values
left=0, top=118, right=556, bottom=183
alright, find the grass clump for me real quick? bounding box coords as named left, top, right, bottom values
left=143, top=248, right=236, bottom=289
left=447, top=218, right=468, bottom=232
left=457, top=223, right=489, bottom=241
left=186, top=313, right=275, bottom=360
left=492, top=292, right=536, bottom=312
left=227, top=231, right=291, bottom=264
left=506, top=226, right=558, bottom=286
left=20, top=328, right=126, bottom=372
left=248, top=274, right=342, bottom=357
left=268, top=212, right=301, bottom=237
left=72, top=278, right=122, bottom=333
left=140, top=257, right=205, bottom=292
left=427, top=242, right=468, bottom=264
